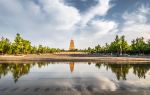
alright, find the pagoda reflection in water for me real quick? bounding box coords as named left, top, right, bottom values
left=69, top=62, right=75, bottom=73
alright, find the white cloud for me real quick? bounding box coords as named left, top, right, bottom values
left=80, top=0, right=111, bottom=26
left=38, top=0, right=81, bottom=30
left=0, top=0, right=81, bottom=49
left=121, top=24, right=150, bottom=41
left=0, top=0, right=115, bottom=49
left=96, top=76, right=117, bottom=91
left=72, top=0, right=117, bottom=48
left=119, top=80, right=150, bottom=91
left=0, top=0, right=150, bottom=49
left=90, top=20, right=118, bottom=37
left=74, top=20, right=118, bottom=48
left=120, top=5, right=150, bottom=42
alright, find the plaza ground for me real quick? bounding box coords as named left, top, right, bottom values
left=0, top=53, right=150, bottom=63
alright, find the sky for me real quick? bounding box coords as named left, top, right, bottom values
left=0, top=0, right=150, bottom=49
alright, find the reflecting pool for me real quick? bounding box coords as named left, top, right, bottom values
left=0, top=61, right=150, bottom=95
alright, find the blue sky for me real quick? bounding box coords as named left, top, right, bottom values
left=0, top=0, right=150, bottom=49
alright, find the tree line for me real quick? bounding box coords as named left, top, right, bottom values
left=0, top=34, right=149, bottom=55
left=0, top=33, right=60, bottom=55
left=86, top=35, right=150, bottom=56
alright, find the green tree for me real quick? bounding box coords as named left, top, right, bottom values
left=0, top=37, right=11, bottom=54
left=145, top=39, right=150, bottom=54
left=37, top=45, right=43, bottom=54
left=12, top=33, right=31, bottom=54
left=95, top=44, right=101, bottom=53
left=131, top=39, right=136, bottom=54
left=131, top=37, right=146, bottom=55
left=109, top=35, right=129, bottom=56
left=12, top=33, right=23, bottom=54
left=22, top=40, right=31, bottom=54
left=120, top=35, right=129, bottom=54
left=104, top=43, right=110, bottom=54
left=31, top=46, right=37, bottom=54
left=109, top=35, right=121, bottom=56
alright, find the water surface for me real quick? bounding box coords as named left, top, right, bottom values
left=0, top=61, right=150, bottom=95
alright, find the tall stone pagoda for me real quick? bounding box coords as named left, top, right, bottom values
left=69, top=39, right=75, bottom=50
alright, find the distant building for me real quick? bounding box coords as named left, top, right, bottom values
left=69, top=39, right=75, bottom=50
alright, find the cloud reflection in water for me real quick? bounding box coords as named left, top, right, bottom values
left=0, top=61, right=150, bottom=94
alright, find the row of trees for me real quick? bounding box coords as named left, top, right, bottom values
left=86, top=35, right=150, bottom=55
left=0, top=34, right=149, bottom=55
left=0, top=33, right=60, bottom=55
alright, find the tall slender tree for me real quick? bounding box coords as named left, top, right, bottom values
left=120, top=35, right=129, bottom=54
left=0, top=37, right=11, bottom=54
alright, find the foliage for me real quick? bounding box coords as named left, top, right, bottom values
left=131, top=37, right=146, bottom=54
left=0, top=33, right=60, bottom=55
left=0, top=37, right=11, bottom=54
left=86, top=35, right=150, bottom=56
left=0, top=34, right=149, bottom=55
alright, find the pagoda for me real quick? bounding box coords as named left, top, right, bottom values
left=69, top=39, right=75, bottom=50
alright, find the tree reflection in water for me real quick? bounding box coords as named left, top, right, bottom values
left=95, top=63, right=150, bottom=80
left=0, top=62, right=51, bottom=82
left=0, top=62, right=150, bottom=83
